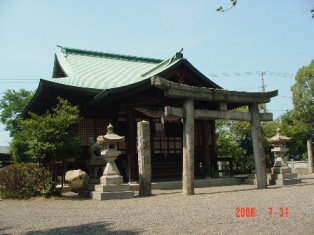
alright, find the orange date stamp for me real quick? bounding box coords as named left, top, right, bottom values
left=235, top=207, right=289, bottom=218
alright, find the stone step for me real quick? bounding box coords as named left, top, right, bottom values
left=94, top=184, right=130, bottom=192
left=247, top=174, right=256, bottom=179
left=268, top=178, right=302, bottom=185
left=129, top=178, right=241, bottom=190
left=91, top=191, right=134, bottom=200
left=268, top=173, right=298, bottom=180
left=244, top=179, right=256, bottom=184
left=245, top=173, right=302, bottom=185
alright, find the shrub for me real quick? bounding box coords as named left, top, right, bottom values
left=0, top=163, right=51, bottom=199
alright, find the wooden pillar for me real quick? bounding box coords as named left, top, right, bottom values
left=249, top=103, right=267, bottom=189
left=127, top=106, right=136, bottom=183
left=211, top=121, right=219, bottom=177
left=202, top=120, right=210, bottom=178
left=182, top=98, right=195, bottom=195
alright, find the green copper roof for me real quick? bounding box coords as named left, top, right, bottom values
left=23, top=46, right=223, bottom=116
left=50, top=46, right=180, bottom=90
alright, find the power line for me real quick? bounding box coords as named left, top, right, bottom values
left=0, top=79, right=39, bottom=84
left=206, top=71, right=295, bottom=78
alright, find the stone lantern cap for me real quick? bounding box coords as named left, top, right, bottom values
left=268, top=128, right=291, bottom=144
left=103, top=123, right=125, bottom=144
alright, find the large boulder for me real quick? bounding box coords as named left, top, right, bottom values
left=65, top=170, right=89, bottom=193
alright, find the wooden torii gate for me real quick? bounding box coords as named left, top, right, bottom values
left=151, top=76, right=278, bottom=195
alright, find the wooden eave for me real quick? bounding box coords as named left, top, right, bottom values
left=22, top=79, right=102, bottom=117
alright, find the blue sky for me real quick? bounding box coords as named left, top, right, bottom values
left=1, top=0, right=314, bottom=145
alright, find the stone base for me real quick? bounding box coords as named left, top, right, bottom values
left=268, top=178, right=302, bottom=185
left=244, top=173, right=302, bottom=185
left=91, top=191, right=134, bottom=200
left=94, top=184, right=130, bottom=192
left=271, top=166, right=292, bottom=174
left=129, top=178, right=242, bottom=191
left=268, top=173, right=302, bottom=185
left=100, top=175, right=123, bottom=185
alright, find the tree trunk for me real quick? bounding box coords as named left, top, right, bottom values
left=307, top=138, right=313, bottom=173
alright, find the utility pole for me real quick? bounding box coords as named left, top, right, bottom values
left=260, top=71, right=266, bottom=92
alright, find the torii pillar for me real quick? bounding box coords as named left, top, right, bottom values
left=249, top=103, right=267, bottom=189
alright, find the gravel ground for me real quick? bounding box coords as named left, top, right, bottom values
left=0, top=174, right=313, bottom=235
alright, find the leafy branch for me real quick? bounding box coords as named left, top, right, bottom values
left=217, top=0, right=237, bottom=12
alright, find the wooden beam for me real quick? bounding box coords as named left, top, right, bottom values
left=202, top=120, right=210, bottom=178
left=164, top=106, right=273, bottom=121
left=151, top=76, right=278, bottom=104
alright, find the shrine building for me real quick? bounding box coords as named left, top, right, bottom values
left=22, top=46, right=277, bottom=186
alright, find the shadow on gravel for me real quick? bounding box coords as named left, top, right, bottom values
left=23, top=222, right=141, bottom=235
left=195, top=188, right=258, bottom=196
left=0, top=226, right=13, bottom=235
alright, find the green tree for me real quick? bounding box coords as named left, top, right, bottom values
left=278, top=110, right=308, bottom=160
left=216, top=105, right=276, bottom=173
left=0, top=89, right=34, bottom=137
left=11, top=97, right=81, bottom=192
left=291, top=60, right=314, bottom=172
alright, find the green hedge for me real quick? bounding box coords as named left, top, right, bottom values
left=0, top=163, right=51, bottom=199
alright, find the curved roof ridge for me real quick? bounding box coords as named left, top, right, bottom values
left=141, top=50, right=184, bottom=77
left=55, top=52, right=74, bottom=77
left=57, top=45, right=163, bottom=64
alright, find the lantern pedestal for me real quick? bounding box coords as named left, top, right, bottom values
left=271, top=147, right=292, bottom=174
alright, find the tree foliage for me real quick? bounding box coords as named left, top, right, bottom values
left=290, top=60, right=314, bottom=171
left=0, top=163, right=51, bottom=199
left=278, top=111, right=308, bottom=160
left=11, top=97, right=81, bottom=164
left=216, top=0, right=237, bottom=12
left=0, top=89, right=34, bottom=137
left=216, top=105, right=276, bottom=173
left=291, top=60, right=314, bottom=134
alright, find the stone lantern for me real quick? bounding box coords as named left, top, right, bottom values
left=91, top=124, right=134, bottom=200
left=268, top=128, right=291, bottom=174
left=100, top=123, right=125, bottom=185
left=267, top=128, right=301, bottom=185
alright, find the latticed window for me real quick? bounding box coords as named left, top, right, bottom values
left=78, top=118, right=112, bottom=145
